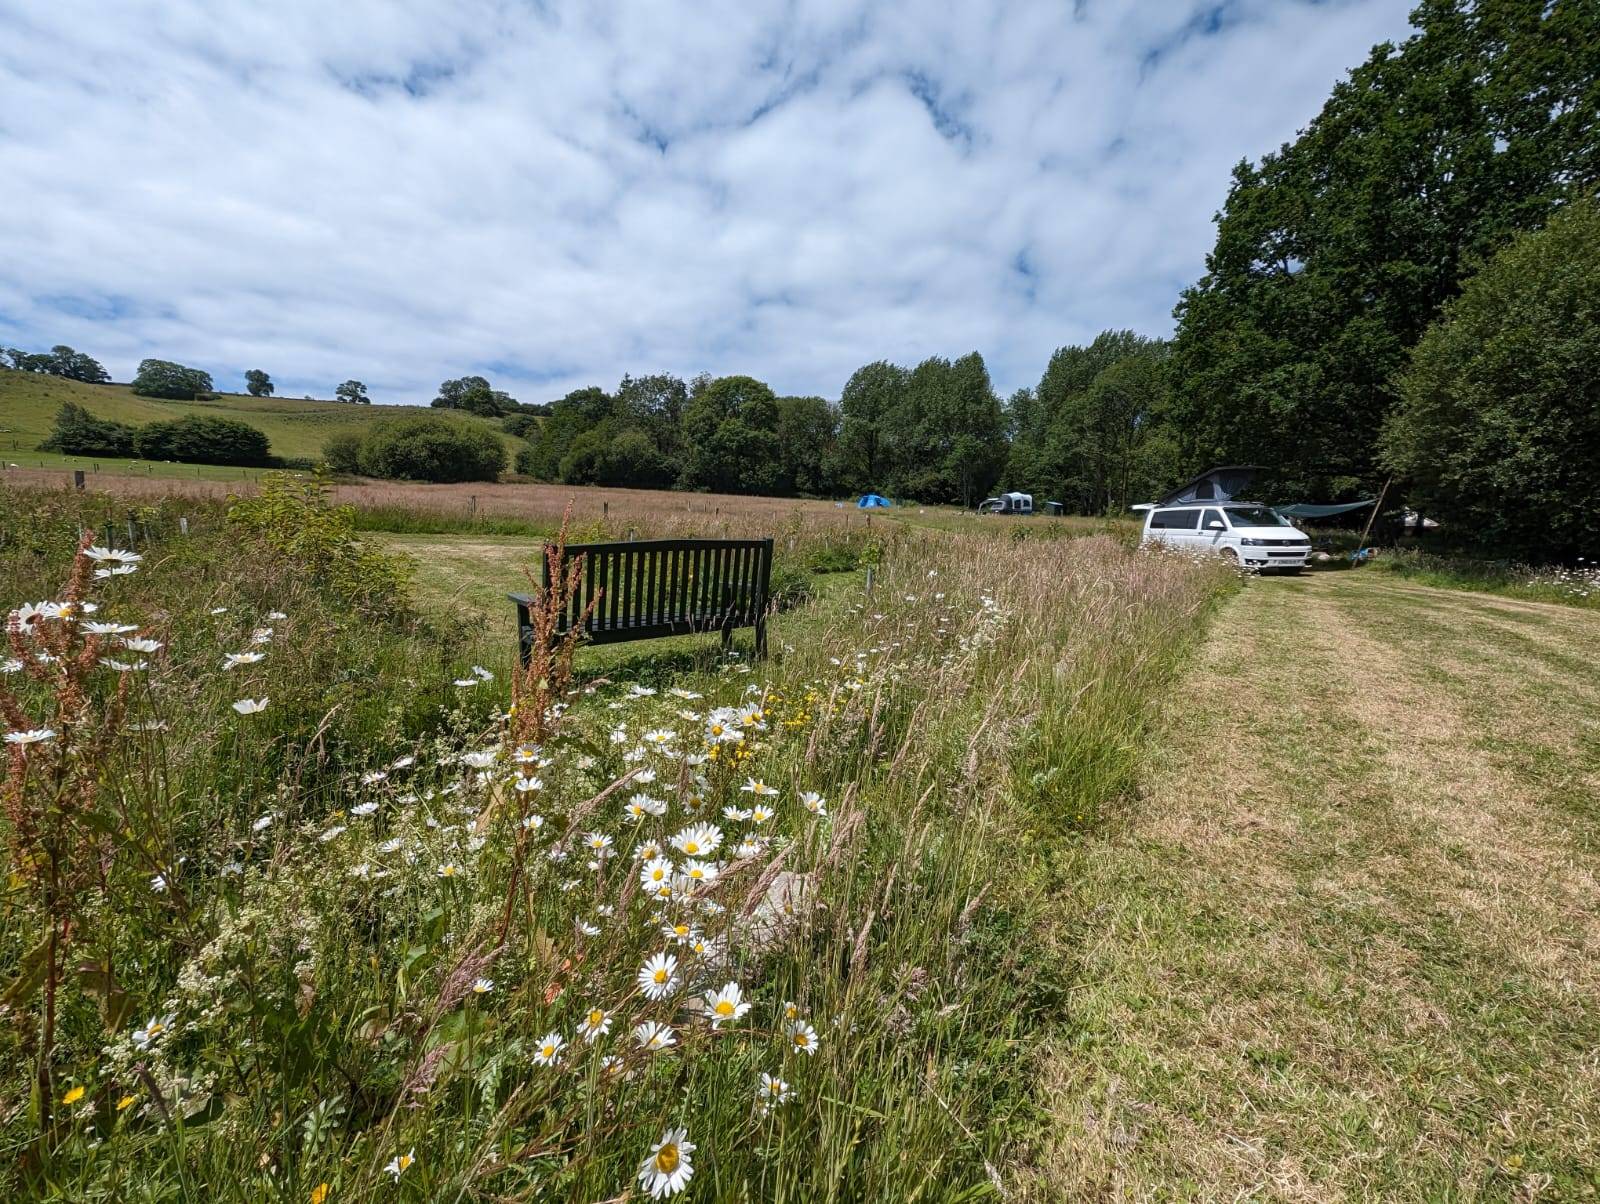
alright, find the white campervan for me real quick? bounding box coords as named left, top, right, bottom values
left=1141, top=502, right=1310, bottom=572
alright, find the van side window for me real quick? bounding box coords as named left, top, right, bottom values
left=1202, top=509, right=1225, bottom=529
left=1153, top=509, right=1199, bottom=530
left=1195, top=481, right=1215, bottom=499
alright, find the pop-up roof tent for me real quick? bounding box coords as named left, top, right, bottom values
left=1155, top=465, right=1260, bottom=506
left=857, top=493, right=891, bottom=509
left=1147, top=465, right=1376, bottom=519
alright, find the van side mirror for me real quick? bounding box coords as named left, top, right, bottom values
left=1206, top=519, right=1226, bottom=531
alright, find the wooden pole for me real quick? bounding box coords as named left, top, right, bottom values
left=1355, top=477, right=1392, bottom=560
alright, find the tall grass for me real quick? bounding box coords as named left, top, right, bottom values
left=0, top=480, right=1227, bottom=1199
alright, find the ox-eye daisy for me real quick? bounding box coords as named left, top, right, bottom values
left=640, top=857, right=674, bottom=889
left=578, top=1006, right=612, bottom=1042
left=383, top=1150, right=415, bottom=1180
left=638, top=1127, right=694, bottom=1198
left=470, top=978, right=494, bottom=995
left=787, top=1020, right=819, bottom=1055
left=800, top=791, right=828, bottom=816
left=672, top=824, right=722, bottom=857
left=232, top=698, right=268, bottom=715
left=634, top=1020, right=676, bottom=1051
left=704, top=982, right=751, bottom=1028
left=758, top=1072, right=792, bottom=1111
left=532, top=1031, right=565, bottom=1066
left=637, top=952, right=679, bottom=1000
left=5, top=728, right=55, bottom=745
left=741, top=777, right=778, bottom=797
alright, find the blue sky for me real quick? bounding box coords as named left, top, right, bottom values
left=0, top=0, right=1416, bottom=405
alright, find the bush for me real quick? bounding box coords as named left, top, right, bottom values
left=501, top=412, right=540, bottom=438
left=322, top=431, right=364, bottom=474
left=355, top=415, right=506, bottom=483
left=227, top=472, right=413, bottom=613
left=131, top=358, right=214, bottom=400
left=134, top=415, right=272, bottom=466
left=37, top=401, right=137, bottom=457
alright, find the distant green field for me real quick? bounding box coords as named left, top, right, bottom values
left=0, top=368, right=527, bottom=475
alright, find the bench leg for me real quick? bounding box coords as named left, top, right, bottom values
left=755, top=615, right=768, bottom=660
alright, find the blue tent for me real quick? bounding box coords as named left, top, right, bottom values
left=857, top=493, right=891, bottom=509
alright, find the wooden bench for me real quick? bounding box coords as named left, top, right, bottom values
left=510, top=537, right=773, bottom=665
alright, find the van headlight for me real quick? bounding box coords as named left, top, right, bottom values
left=1238, top=537, right=1264, bottom=546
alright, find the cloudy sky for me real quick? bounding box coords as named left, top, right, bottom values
left=0, top=0, right=1415, bottom=405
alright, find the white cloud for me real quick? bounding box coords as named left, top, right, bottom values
left=0, top=0, right=1415, bottom=403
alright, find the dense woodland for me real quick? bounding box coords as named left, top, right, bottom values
left=14, top=0, right=1599, bottom=555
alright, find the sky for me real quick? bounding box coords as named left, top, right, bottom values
left=0, top=0, right=1418, bottom=406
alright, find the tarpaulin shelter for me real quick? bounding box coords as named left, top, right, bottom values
left=857, top=493, right=891, bottom=509
left=1276, top=500, right=1376, bottom=519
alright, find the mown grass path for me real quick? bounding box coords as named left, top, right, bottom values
left=1032, top=570, right=1600, bottom=1201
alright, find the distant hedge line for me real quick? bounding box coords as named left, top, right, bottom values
left=40, top=402, right=275, bottom=467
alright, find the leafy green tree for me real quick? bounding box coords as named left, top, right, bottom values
left=432, top=375, right=516, bottom=417
left=1170, top=0, right=1600, bottom=498
left=775, top=395, right=839, bottom=496
left=37, top=402, right=136, bottom=457
left=877, top=354, right=1005, bottom=505
left=1011, top=331, right=1173, bottom=512
left=132, top=358, right=213, bottom=400
left=134, top=415, right=271, bottom=465
left=335, top=380, right=369, bottom=405
left=679, top=375, right=783, bottom=494
left=356, top=416, right=505, bottom=483
left=244, top=369, right=273, bottom=397
left=4, top=344, right=111, bottom=381
left=523, top=386, right=614, bottom=480
left=837, top=361, right=906, bottom=492
left=1381, top=198, right=1600, bottom=560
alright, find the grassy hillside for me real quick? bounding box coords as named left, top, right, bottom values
left=0, top=368, right=526, bottom=475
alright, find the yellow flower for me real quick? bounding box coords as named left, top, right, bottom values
left=116, top=1094, right=136, bottom=1111
left=62, top=1085, right=86, bottom=1106
left=310, top=1185, right=330, bottom=1204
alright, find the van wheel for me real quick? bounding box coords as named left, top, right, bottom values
left=1221, top=548, right=1240, bottom=566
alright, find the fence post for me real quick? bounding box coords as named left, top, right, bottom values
left=73, top=470, right=85, bottom=491
left=126, top=513, right=137, bottom=547
left=603, top=501, right=608, bottom=517
left=179, top=516, right=189, bottom=536
left=865, top=566, right=874, bottom=594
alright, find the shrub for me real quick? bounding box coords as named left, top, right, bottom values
left=356, top=415, right=506, bottom=483
left=37, top=401, right=137, bottom=457
left=501, top=412, right=540, bottom=438
left=131, top=358, right=213, bottom=400
left=134, top=415, right=272, bottom=465
left=227, top=471, right=412, bottom=613
left=321, top=430, right=364, bottom=474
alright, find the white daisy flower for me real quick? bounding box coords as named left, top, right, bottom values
left=757, top=1072, right=792, bottom=1111
left=5, top=728, right=56, bottom=745
left=640, top=857, right=675, bottom=889
left=437, top=863, right=461, bottom=879
left=461, top=749, right=498, bottom=770
left=521, top=813, right=545, bottom=831
left=577, top=1006, right=612, bottom=1042
left=471, top=665, right=494, bottom=681
left=634, top=1020, right=676, bottom=1051
left=231, top=698, right=269, bottom=715
left=223, top=651, right=264, bottom=670
left=661, top=920, right=696, bottom=944
left=681, top=859, right=719, bottom=888
left=122, top=637, right=162, bottom=654
left=532, top=1031, right=565, bottom=1066
left=390, top=754, right=415, bottom=769
left=513, top=776, right=543, bottom=793
left=671, top=824, right=722, bottom=858
left=667, top=687, right=702, bottom=700
left=150, top=873, right=167, bottom=893
left=585, top=832, right=614, bottom=856
left=787, top=1020, right=820, bottom=1055
left=319, top=825, right=346, bottom=842
left=83, top=621, right=139, bottom=636
left=637, top=1127, right=694, bottom=1198
left=800, top=791, right=828, bottom=816
left=377, top=838, right=403, bottom=854
left=350, top=801, right=379, bottom=818
left=84, top=545, right=142, bottom=566
left=740, top=777, right=778, bottom=797
left=637, top=952, right=679, bottom=1000
left=470, top=977, right=494, bottom=995
left=703, top=982, right=751, bottom=1028
left=750, top=805, right=774, bottom=825
left=383, top=1149, right=415, bottom=1181
left=267, top=610, right=288, bottom=620
left=131, top=1014, right=175, bottom=1050
left=209, top=607, right=228, bottom=615
left=251, top=813, right=275, bottom=832
left=722, top=806, right=752, bottom=823
left=1, top=658, right=22, bottom=673
left=99, top=658, right=147, bottom=671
